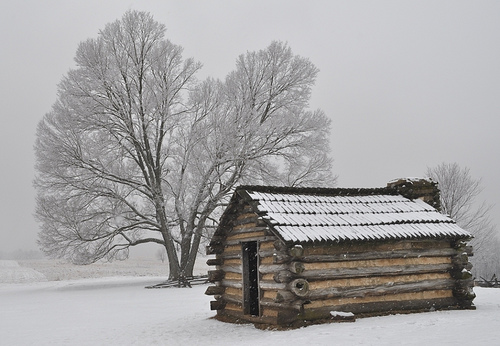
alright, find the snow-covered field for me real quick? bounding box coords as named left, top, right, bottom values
left=1, top=260, right=500, bottom=345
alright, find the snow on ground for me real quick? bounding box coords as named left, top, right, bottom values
left=0, top=259, right=47, bottom=283
left=1, top=260, right=500, bottom=345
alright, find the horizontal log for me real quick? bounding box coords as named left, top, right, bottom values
left=206, top=258, right=223, bottom=266
left=221, top=279, right=243, bottom=289
left=227, top=231, right=266, bottom=242
left=224, top=236, right=277, bottom=247
left=260, top=256, right=274, bottom=265
left=275, top=290, right=298, bottom=304
left=220, top=264, right=242, bottom=274
left=260, top=241, right=277, bottom=250
left=210, top=300, right=226, bottom=311
left=225, top=272, right=242, bottom=281
left=259, top=263, right=289, bottom=274
left=231, top=215, right=259, bottom=227
left=205, top=286, right=225, bottom=296
left=308, top=272, right=450, bottom=291
left=299, top=297, right=458, bottom=321
left=302, top=256, right=450, bottom=271
left=260, top=298, right=303, bottom=312
left=298, top=263, right=453, bottom=280
left=450, top=268, right=473, bottom=280
left=273, top=253, right=292, bottom=264
left=305, top=278, right=455, bottom=300
left=206, top=244, right=223, bottom=255
left=222, top=293, right=243, bottom=306
left=259, top=280, right=287, bottom=291
left=305, top=289, right=453, bottom=310
left=258, top=249, right=276, bottom=258
left=208, top=270, right=224, bottom=283
left=273, top=270, right=297, bottom=283
left=232, top=221, right=258, bottom=231
left=219, top=251, right=241, bottom=260
left=299, top=248, right=459, bottom=263
left=216, top=309, right=278, bottom=326
left=302, top=239, right=452, bottom=257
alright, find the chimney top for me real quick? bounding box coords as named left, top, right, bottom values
left=387, top=177, right=441, bottom=211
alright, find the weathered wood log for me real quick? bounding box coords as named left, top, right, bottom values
left=289, top=278, right=310, bottom=297
left=219, top=251, right=241, bottom=260
left=302, top=239, right=451, bottom=257
left=206, top=244, right=224, bottom=255
left=274, top=239, right=288, bottom=252
left=289, top=262, right=305, bottom=274
left=298, top=248, right=459, bottom=263
left=259, top=281, right=287, bottom=290
left=222, top=294, right=243, bottom=306
left=258, top=249, right=276, bottom=258
left=275, top=290, right=298, bottom=304
left=273, top=253, right=292, bottom=264
left=232, top=215, right=260, bottom=227
left=298, top=263, right=452, bottom=280
left=210, top=300, right=226, bottom=311
left=221, top=279, right=243, bottom=289
left=273, top=270, right=296, bottom=283
left=305, top=278, right=455, bottom=300
left=260, top=299, right=303, bottom=312
left=206, top=258, right=223, bottom=266
left=455, top=278, right=474, bottom=290
left=450, top=268, right=473, bottom=280
left=208, top=270, right=224, bottom=282
left=224, top=236, right=277, bottom=247
left=205, top=286, right=225, bottom=295
left=259, top=263, right=290, bottom=274
left=289, top=245, right=304, bottom=257
left=220, top=264, right=242, bottom=274
left=299, top=297, right=458, bottom=321
left=452, top=252, right=469, bottom=266
left=453, top=286, right=476, bottom=300
left=464, top=246, right=473, bottom=256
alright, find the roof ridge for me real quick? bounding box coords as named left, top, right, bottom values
left=236, top=185, right=397, bottom=196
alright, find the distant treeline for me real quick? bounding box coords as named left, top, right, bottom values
left=0, top=249, right=44, bottom=260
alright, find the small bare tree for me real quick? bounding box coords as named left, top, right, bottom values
left=426, top=162, right=498, bottom=277
left=34, top=11, right=334, bottom=280
left=156, top=248, right=167, bottom=263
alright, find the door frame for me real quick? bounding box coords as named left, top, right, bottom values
left=242, top=240, right=260, bottom=316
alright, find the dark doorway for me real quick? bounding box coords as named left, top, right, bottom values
left=242, top=241, right=259, bottom=316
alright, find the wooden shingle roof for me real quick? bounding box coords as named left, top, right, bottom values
left=215, top=185, right=471, bottom=244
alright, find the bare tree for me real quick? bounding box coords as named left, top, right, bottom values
left=34, top=11, right=334, bottom=280
left=156, top=248, right=167, bottom=263
left=426, top=162, right=498, bottom=276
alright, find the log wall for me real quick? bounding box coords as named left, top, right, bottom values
left=275, top=239, right=474, bottom=324
left=206, top=204, right=285, bottom=325
left=206, top=203, right=474, bottom=327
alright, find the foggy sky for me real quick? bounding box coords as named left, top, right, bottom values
left=1, top=0, right=499, bottom=253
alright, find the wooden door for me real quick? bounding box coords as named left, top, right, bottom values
left=242, top=241, right=260, bottom=316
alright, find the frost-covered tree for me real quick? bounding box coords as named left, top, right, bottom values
left=426, top=162, right=498, bottom=277
left=34, top=11, right=334, bottom=280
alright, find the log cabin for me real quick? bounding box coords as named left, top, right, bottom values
left=205, top=178, right=475, bottom=328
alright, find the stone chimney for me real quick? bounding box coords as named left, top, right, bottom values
left=387, top=177, right=441, bottom=211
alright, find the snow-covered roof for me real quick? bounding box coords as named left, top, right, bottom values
left=222, top=186, right=471, bottom=243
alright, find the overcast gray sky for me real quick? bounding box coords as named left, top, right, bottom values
left=1, top=1, right=499, bottom=254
